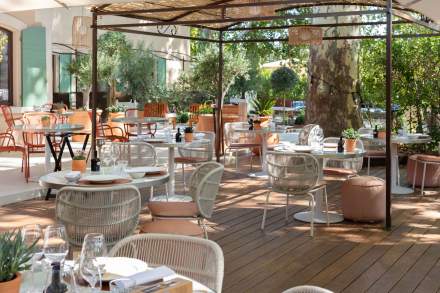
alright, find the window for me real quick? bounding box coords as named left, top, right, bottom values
left=0, top=27, right=12, bottom=105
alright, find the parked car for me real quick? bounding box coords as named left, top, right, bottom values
left=292, top=101, right=305, bottom=111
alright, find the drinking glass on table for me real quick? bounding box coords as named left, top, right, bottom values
left=43, top=225, right=69, bottom=266
left=116, top=160, right=128, bottom=176
left=110, top=143, right=120, bottom=167
left=22, top=224, right=44, bottom=292
left=79, top=233, right=107, bottom=292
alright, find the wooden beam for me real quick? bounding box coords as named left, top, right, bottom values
left=95, top=10, right=386, bottom=29
left=385, top=0, right=392, bottom=230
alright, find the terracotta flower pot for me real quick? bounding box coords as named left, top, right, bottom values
left=69, top=110, right=92, bottom=142
left=0, top=273, right=21, bottom=293
left=378, top=131, right=386, bottom=139
left=195, top=114, right=214, bottom=132
left=72, top=159, right=87, bottom=173
left=345, top=139, right=357, bottom=152
left=41, top=118, right=50, bottom=127
left=184, top=132, right=193, bottom=142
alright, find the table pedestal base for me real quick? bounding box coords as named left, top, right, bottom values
left=294, top=211, right=344, bottom=224
left=249, top=171, right=269, bottom=179
left=392, top=185, right=414, bottom=195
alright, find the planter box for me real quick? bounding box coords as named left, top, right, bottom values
left=196, top=114, right=215, bottom=132
left=68, top=110, right=91, bottom=142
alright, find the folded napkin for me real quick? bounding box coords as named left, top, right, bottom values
left=113, top=266, right=175, bottom=288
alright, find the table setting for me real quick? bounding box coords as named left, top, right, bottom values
left=19, top=226, right=211, bottom=293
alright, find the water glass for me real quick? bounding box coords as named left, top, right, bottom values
left=43, top=225, right=69, bottom=265
left=109, top=278, right=135, bottom=293
left=21, top=224, right=43, bottom=292
left=116, top=160, right=128, bottom=176
left=79, top=233, right=107, bottom=292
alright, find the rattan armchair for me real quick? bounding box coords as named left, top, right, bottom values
left=298, top=124, right=323, bottom=146
left=175, top=131, right=214, bottom=190
left=109, top=233, right=224, bottom=293
left=261, top=152, right=328, bottom=236
left=55, top=185, right=141, bottom=248
left=146, top=162, right=224, bottom=238
left=282, top=285, right=333, bottom=293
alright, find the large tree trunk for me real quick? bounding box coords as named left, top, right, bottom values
left=306, top=5, right=362, bottom=137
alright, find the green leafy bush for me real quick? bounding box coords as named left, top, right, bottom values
left=342, top=128, right=360, bottom=139
left=107, top=104, right=126, bottom=113
left=250, top=96, right=275, bottom=117
left=177, top=112, right=189, bottom=124
left=0, top=230, right=35, bottom=282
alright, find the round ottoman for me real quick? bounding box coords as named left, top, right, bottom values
left=341, top=176, right=385, bottom=222
left=407, top=154, right=440, bottom=188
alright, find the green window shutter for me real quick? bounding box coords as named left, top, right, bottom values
left=21, top=26, right=47, bottom=107
left=59, top=54, right=72, bottom=93
left=156, top=57, right=166, bottom=87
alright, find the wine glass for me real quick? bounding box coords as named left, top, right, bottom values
left=43, top=225, right=69, bottom=266
left=110, top=143, right=120, bottom=168
left=79, top=233, right=107, bottom=292
left=22, top=224, right=43, bottom=292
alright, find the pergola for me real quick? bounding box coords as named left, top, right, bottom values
left=87, top=0, right=440, bottom=229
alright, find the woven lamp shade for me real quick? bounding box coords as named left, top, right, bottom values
left=72, top=16, right=92, bottom=49
left=288, top=26, right=323, bottom=46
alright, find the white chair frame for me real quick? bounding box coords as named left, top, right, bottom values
left=109, top=233, right=224, bottom=293
left=412, top=158, right=440, bottom=196
left=261, top=151, right=329, bottom=237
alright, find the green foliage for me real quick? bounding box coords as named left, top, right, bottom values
left=0, top=230, right=35, bottom=282
left=73, top=150, right=86, bottom=160
left=342, top=128, right=360, bottom=139
left=107, top=104, right=126, bottom=113
left=250, top=96, right=275, bottom=117
left=198, top=103, right=213, bottom=114
left=270, top=66, right=299, bottom=97
left=295, top=110, right=305, bottom=125
left=0, top=31, right=8, bottom=64
left=177, top=112, right=189, bottom=124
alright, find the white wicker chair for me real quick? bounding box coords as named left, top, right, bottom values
left=147, top=162, right=224, bottom=238
left=322, top=137, right=364, bottom=179
left=261, top=151, right=328, bottom=236
left=282, top=285, right=333, bottom=293
left=55, top=185, right=141, bottom=248
left=358, top=127, right=386, bottom=175
left=108, top=233, right=224, bottom=293
left=175, top=131, right=214, bottom=190
left=298, top=124, right=323, bottom=146
left=223, top=122, right=262, bottom=171
left=114, top=141, right=157, bottom=167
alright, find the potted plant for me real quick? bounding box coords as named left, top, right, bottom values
left=107, top=104, right=126, bottom=135
left=184, top=126, right=194, bottom=142
left=377, top=125, right=386, bottom=139
left=0, top=230, right=35, bottom=293
left=196, top=103, right=215, bottom=132
left=71, top=150, right=87, bottom=173
left=250, top=96, right=275, bottom=127
left=41, top=116, right=51, bottom=127
left=342, top=128, right=360, bottom=152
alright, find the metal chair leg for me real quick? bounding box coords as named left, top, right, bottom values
left=261, top=190, right=271, bottom=230
left=182, top=163, right=186, bottom=192
left=412, top=160, right=418, bottom=190
left=421, top=162, right=427, bottom=196
left=309, top=193, right=315, bottom=237
left=285, top=193, right=289, bottom=223
left=324, top=187, right=329, bottom=226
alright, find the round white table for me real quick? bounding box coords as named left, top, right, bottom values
left=273, top=144, right=366, bottom=224
left=112, top=117, right=168, bottom=135
left=39, top=170, right=169, bottom=190
left=235, top=126, right=285, bottom=179
left=361, top=134, right=431, bottom=195
left=14, top=124, right=86, bottom=172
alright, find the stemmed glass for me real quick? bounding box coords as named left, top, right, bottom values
left=43, top=225, right=69, bottom=266
left=110, top=143, right=120, bottom=168
left=79, top=233, right=107, bottom=292
left=22, top=224, right=43, bottom=292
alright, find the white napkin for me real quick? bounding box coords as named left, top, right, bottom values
left=114, top=266, right=175, bottom=288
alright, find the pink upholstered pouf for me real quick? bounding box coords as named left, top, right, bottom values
left=341, top=176, right=385, bottom=222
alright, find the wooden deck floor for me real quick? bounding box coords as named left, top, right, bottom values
left=1, top=164, right=440, bottom=293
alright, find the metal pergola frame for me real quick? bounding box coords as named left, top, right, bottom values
left=89, top=0, right=440, bottom=230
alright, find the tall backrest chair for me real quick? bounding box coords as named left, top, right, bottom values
left=298, top=124, right=323, bottom=146
left=358, top=127, right=386, bottom=175
left=322, top=137, right=364, bottom=178
left=115, top=141, right=157, bottom=167
left=55, top=185, right=141, bottom=248
left=109, top=234, right=224, bottom=293
left=262, top=151, right=326, bottom=236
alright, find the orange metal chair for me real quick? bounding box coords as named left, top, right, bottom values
left=123, top=108, right=156, bottom=138
left=143, top=102, right=168, bottom=118
left=189, top=103, right=201, bottom=125
left=0, top=133, right=27, bottom=180
left=1, top=105, right=22, bottom=140
left=22, top=112, right=59, bottom=181
left=88, top=111, right=127, bottom=142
